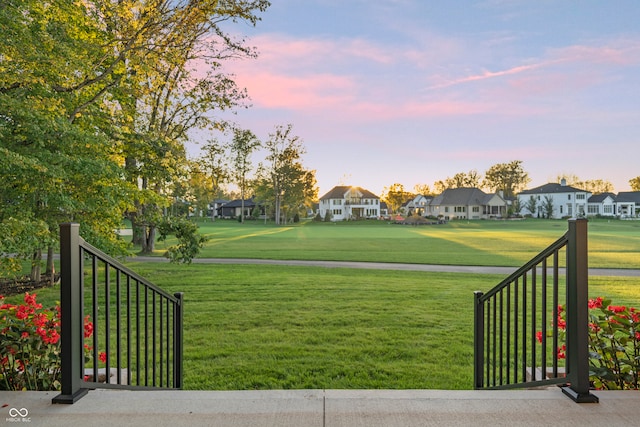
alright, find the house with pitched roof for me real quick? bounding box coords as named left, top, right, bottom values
left=404, top=194, right=433, bottom=216
left=517, top=180, right=590, bottom=219
left=587, top=193, right=617, bottom=217
left=216, top=198, right=262, bottom=219
left=318, top=186, right=380, bottom=221
left=426, top=187, right=507, bottom=220
left=615, top=191, right=640, bottom=218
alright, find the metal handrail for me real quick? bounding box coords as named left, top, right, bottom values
left=474, top=219, right=598, bottom=403
left=53, top=223, right=183, bottom=404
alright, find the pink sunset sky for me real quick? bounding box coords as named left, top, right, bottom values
left=190, top=0, right=640, bottom=197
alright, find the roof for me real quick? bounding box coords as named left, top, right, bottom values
left=319, top=185, right=379, bottom=200
left=616, top=191, right=640, bottom=203
left=588, top=192, right=616, bottom=203
left=519, top=183, right=586, bottom=195
left=220, top=198, right=257, bottom=208
left=429, top=187, right=499, bottom=206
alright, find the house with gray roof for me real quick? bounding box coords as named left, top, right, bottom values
left=517, top=180, right=590, bottom=219
left=319, top=186, right=380, bottom=221
left=587, top=193, right=616, bottom=217
left=615, top=191, right=640, bottom=218
left=426, top=188, right=507, bottom=220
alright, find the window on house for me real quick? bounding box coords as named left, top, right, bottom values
left=577, top=194, right=585, bottom=200
left=472, top=206, right=480, bottom=213
left=568, top=194, right=571, bottom=200
left=604, top=205, right=612, bottom=214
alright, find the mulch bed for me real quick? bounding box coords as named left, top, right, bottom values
left=0, top=274, right=60, bottom=297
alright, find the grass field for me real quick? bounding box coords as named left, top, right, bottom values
left=4, top=218, right=639, bottom=390
left=154, top=217, right=640, bottom=269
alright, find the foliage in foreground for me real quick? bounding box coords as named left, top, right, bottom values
left=0, top=293, right=101, bottom=391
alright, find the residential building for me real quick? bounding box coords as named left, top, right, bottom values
left=616, top=191, right=640, bottom=218
left=426, top=187, right=507, bottom=220
left=405, top=194, right=433, bottom=216
left=587, top=193, right=616, bottom=217
left=208, top=199, right=229, bottom=218
left=217, top=198, right=261, bottom=219
left=517, top=180, right=590, bottom=219
left=318, top=186, right=380, bottom=221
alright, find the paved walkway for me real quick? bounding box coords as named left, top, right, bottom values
left=2, top=388, right=638, bottom=427
left=130, top=256, right=640, bottom=277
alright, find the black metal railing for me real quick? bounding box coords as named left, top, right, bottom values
left=474, top=219, right=598, bottom=403
left=53, top=223, right=183, bottom=404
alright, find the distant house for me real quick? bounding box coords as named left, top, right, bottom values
left=208, top=199, right=229, bottom=218
left=517, top=180, right=590, bottom=219
left=587, top=193, right=616, bottom=217
left=405, top=194, right=433, bottom=217
left=426, top=188, right=507, bottom=220
left=217, top=198, right=262, bottom=219
left=318, top=186, right=380, bottom=221
left=615, top=191, right=640, bottom=218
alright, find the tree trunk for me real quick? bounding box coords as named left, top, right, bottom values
left=140, top=225, right=156, bottom=254
left=30, top=249, right=42, bottom=282
left=46, top=246, right=55, bottom=285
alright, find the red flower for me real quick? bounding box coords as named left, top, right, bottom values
left=588, top=297, right=604, bottom=309
left=635, top=331, right=640, bottom=341
left=557, top=318, right=566, bottom=330
left=21, top=332, right=29, bottom=339
left=608, top=305, right=626, bottom=313
left=557, top=345, right=566, bottom=360
left=84, top=316, right=94, bottom=338
left=99, top=352, right=107, bottom=363
left=536, top=331, right=543, bottom=343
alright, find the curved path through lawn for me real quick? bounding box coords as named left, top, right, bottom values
left=129, top=256, right=640, bottom=277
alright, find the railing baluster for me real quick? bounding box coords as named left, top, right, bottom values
left=531, top=266, right=536, bottom=381
left=116, top=270, right=122, bottom=385
left=541, top=257, right=547, bottom=381
left=105, top=262, right=111, bottom=384
left=514, top=278, right=519, bottom=384
left=152, top=291, right=157, bottom=387
left=92, top=255, right=99, bottom=384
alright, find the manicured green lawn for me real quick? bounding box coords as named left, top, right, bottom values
left=153, top=218, right=640, bottom=269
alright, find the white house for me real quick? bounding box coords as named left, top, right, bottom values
left=318, top=186, right=380, bottom=221
left=405, top=194, right=433, bottom=217
left=426, top=187, right=507, bottom=220
left=587, top=193, right=617, bottom=217
left=615, top=192, right=640, bottom=218
left=517, top=180, right=590, bottom=219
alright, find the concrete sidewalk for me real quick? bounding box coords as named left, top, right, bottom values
left=2, top=388, right=638, bottom=427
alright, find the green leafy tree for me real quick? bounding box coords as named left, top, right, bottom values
left=259, top=125, right=317, bottom=225
left=483, top=160, right=530, bottom=198
left=542, top=195, right=554, bottom=218
left=230, top=129, right=261, bottom=223
left=525, top=196, right=538, bottom=217
left=382, top=183, right=412, bottom=214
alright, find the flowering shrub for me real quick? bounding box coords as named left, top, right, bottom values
left=0, top=293, right=61, bottom=390
left=587, top=297, right=639, bottom=390
left=538, top=297, right=639, bottom=390
left=1, top=293, right=106, bottom=391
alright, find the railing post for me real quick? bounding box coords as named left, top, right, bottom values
left=174, top=292, right=184, bottom=389
left=561, top=218, right=598, bottom=403
left=473, top=291, right=485, bottom=389
left=53, top=223, right=89, bottom=404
